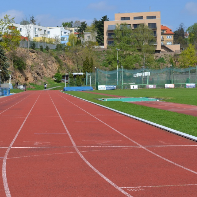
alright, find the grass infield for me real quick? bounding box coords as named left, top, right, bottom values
left=65, top=89, right=197, bottom=138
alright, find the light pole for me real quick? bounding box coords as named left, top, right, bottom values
left=95, top=67, right=96, bottom=89
left=116, top=49, right=120, bottom=86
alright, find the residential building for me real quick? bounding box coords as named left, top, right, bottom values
left=104, top=11, right=161, bottom=52
left=47, top=27, right=70, bottom=45
left=161, top=25, right=180, bottom=52
left=161, top=25, right=174, bottom=45
left=80, top=32, right=97, bottom=44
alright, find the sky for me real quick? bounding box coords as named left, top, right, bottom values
left=0, top=0, right=197, bottom=31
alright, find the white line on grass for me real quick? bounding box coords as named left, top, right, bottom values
left=2, top=95, right=40, bottom=197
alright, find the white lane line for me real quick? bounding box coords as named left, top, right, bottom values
left=0, top=94, right=30, bottom=116
left=0, top=144, right=197, bottom=149
left=121, top=183, right=197, bottom=189
left=59, top=93, right=197, bottom=175
left=0, top=94, right=21, bottom=104
left=2, top=95, right=40, bottom=197
left=49, top=93, right=132, bottom=197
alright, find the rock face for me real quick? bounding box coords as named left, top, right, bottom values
left=9, top=48, right=59, bottom=84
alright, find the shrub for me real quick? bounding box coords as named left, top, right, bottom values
left=40, top=45, right=43, bottom=51
left=13, top=56, right=26, bottom=71
left=54, top=72, right=62, bottom=83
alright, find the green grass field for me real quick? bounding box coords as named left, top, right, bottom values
left=65, top=89, right=197, bottom=138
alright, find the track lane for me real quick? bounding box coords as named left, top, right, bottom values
left=4, top=91, right=129, bottom=197
left=53, top=91, right=197, bottom=196
left=1, top=90, right=197, bottom=196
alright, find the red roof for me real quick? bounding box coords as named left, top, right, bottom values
left=161, top=25, right=174, bottom=35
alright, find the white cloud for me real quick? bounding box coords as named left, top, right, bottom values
left=184, top=2, right=197, bottom=15
left=0, top=10, right=24, bottom=23
left=87, top=1, right=116, bottom=11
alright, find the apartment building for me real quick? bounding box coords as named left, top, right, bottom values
left=161, top=25, right=174, bottom=45
left=104, top=11, right=161, bottom=52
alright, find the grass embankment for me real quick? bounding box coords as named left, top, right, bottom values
left=10, top=78, right=65, bottom=93
left=65, top=89, right=197, bottom=137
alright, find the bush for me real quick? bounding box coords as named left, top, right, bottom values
left=46, top=46, right=49, bottom=52
left=13, top=56, right=26, bottom=71
left=54, top=72, right=62, bottom=83
left=31, top=42, right=36, bottom=50
left=40, top=45, right=44, bottom=51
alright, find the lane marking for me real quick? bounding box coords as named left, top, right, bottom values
left=2, top=95, right=40, bottom=197
left=0, top=94, right=31, bottom=116
left=0, top=144, right=197, bottom=149
left=59, top=93, right=197, bottom=175
left=49, top=92, right=132, bottom=197
left=121, top=183, right=197, bottom=189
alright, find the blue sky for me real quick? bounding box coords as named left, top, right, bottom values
left=0, top=0, right=197, bottom=31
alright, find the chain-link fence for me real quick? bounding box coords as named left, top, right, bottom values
left=86, top=67, right=197, bottom=89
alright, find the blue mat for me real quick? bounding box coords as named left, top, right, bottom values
left=63, top=86, right=93, bottom=91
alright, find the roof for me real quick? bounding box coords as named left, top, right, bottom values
left=161, top=25, right=174, bottom=35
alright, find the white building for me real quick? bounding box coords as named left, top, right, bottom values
left=13, top=23, right=48, bottom=39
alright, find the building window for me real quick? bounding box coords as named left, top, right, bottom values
left=120, top=24, right=131, bottom=29
left=108, top=25, right=116, bottom=30
left=146, top=16, right=156, bottom=19
left=153, top=31, right=157, bottom=37
left=35, top=28, right=37, bottom=34
left=167, top=42, right=172, bottom=45
left=121, top=17, right=130, bottom=20
left=148, top=23, right=157, bottom=29
left=108, top=41, right=114, bottom=45
left=167, top=36, right=172, bottom=39
left=108, top=33, right=114, bottom=38
left=133, top=24, right=140, bottom=29
left=20, top=28, right=22, bottom=32
left=133, top=16, right=143, bottom=20
left=44, top=30, right=46, bottom=34
left=47, top=31, right=50, bottom=34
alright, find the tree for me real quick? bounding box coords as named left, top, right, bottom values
left=83, top=56, right=89, bottom=73
left=179, top=44, right=197, bottom=67
left=69, top=73, right=75, bottom=86
left=78, top=21, right=87, bottom=37
left=68, top=34, right=77, bottom=47
left=30, top=15, right=36, bottom=25
left=133, top=24, right=156, bottom=68
left=0, top=45, right=9, bottom=83
left=0, top=15, right=21, bottom=51
left=73, top=20, right=81, bottom=28
left=105, top=23, right=156, bottom=69
left=174, top=23, right=188, bottom=49
left=54, top=72, right=62, bottom=83
left=95, top=15, right=109, bottom=45
left=62, top=21, right=73, bottom=28
left=187, top=23, right=197, bottom=48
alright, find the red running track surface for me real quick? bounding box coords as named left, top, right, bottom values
left=0, top=91, right=197, bottom=197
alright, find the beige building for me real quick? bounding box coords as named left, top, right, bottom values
left=104, top=11, right=161, bottom=52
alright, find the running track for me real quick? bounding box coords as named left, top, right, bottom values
left=0, top=91, right=197, bottom=197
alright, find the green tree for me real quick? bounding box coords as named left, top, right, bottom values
left=68, top=34, right=77, bottom=47
left=0, top=45, right=9, bottom=83
left=174, top=23, right=188, bottom=49
left=179, top=44, right=197, bottom=67
left=62, top=21, right=73, bottom=28
left=76, top=75, right=82, bottom=86
left=105, top=24, right=140, bottom=69
left=133, top=24, right=156, bottom=68
left=187, top=23, right=197, bottom=48
left=30, top=15, right=36, bottom=25
left=40, top=45, right=43, bottom=51
left=83, top=56, right=89, bottom=73
left=31, top=42, right=36, bottom=50
left=54, top=72, right=62, bottom=83
left=78, top=21, right=87, bottom=37
left=69, top=73, right=75, bottom=86
left=95, top=15, right=109, bottom=45
left=0, top=15, right=21, bottom=51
